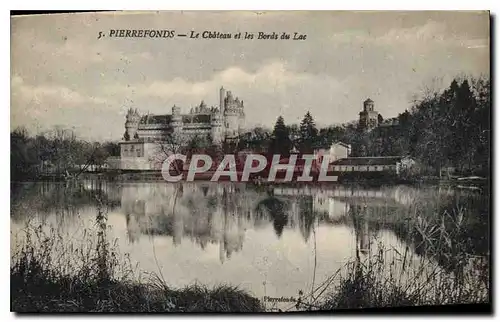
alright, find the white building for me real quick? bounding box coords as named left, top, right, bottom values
left=314, top=141, right=352, bottom=163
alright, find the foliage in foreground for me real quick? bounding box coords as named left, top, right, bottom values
left=11, top=261, right=262, bottom=313
left=292, top=202, right=490, bottom=312
left=10, top=205, right=263, bottom=313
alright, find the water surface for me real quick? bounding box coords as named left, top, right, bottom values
left=10, top=180, right=489, bottom=304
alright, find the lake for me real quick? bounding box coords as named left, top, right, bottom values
left=10, top=180, right=490, bottom=308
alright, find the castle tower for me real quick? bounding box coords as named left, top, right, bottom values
left=364, top=98, right=374, bottom=112
left=211, top=108, right=223, bottom=144
left=220, top=86, right=226, bottom=112
left=171, top=105, right=182, bottom=133
left=238, top=99, right=245, bottom=135
left=125, top=108, right=140, bottom=141
left=359, top=98, right=379, bottom=130
left=223, top=91, right=240, bottom=140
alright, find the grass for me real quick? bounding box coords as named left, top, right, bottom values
left=11, top=265, right=262, bottom=313
left=292, top=194, right=490, bottom=312
left=312, top=246, right=489, bottom=311
left=10, top=198, right=263, bottom=313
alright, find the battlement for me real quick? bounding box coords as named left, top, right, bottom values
left=224, top=91, right=244, bottom=111
left=188, top=100, right=221, bottom=115
left=125, top=108, right=141, bottom=124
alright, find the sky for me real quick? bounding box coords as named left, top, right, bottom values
left=11, top=11, right=490, bottom=141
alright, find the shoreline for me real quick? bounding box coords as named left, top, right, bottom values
left=16, top=171, right=488, bottom=190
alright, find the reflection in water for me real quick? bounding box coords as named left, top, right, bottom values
left=10, top=180, right=121, bottom=227
left=120, top=183, right=325, bottom=262
left=256, top=195, right=288, bottom=238
left=349, top=205, right=373, bottom=256
left=10, top=180, right=488, bottom=300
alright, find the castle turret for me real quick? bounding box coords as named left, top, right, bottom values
left=238, top=100, right=245, bottom=135
left=223, top=91, right=240, bottom=140
left=125, top=108, right=140, bottom=141
left=200, top=100, right=208, bottom=113
left=220, top=86, right=226, bottom=112
left=172, top=105, right=182, bottom=133
left=211, top=107, right=223, bottom=144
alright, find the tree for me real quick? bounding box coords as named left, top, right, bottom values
left=186, top=134, right=211, bottom=154
left=147, top=132, right=184, bottom=172
left=269, top=116, right=292, bottom=157
left=46, top=127, right=79, bottom=175
left=390, top=76, right=489, bottom=175
left=377, top=113, right=384, bottom=124
left=11, top=127, right=38, bottom=180
left=91, top=143, right=110, bottom=170
left=103, top=142, right=120, bottom=157
left=318, top=125, right=345, bottom=148
left=237, top=127, right=272, bottom=152
left=298, top=111, right=318, bottom=153
left=11, top=126, right=106, bottom=179
left=287, top=124, right=300, bottom=148
left=471, top=77, right=491, bottom=175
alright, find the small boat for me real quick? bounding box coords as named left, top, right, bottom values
left=455, top=176, right=487, bottom=191
left=457, top=176, right=486, bottom=181
left=457, top=185, right=482, bottom=191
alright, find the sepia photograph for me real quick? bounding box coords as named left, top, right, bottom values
left=10, top=10, right=491, bottom=313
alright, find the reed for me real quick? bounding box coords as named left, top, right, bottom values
left=293, top=202, right=489, bottom=311
left=10, top=197, right=263, bottom=313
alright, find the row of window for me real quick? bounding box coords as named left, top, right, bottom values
left=122, top=145, right=143, bottom=157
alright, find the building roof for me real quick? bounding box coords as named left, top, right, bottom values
left=140, top=114, right=172, bottom=124
left=364, top=98, right=374, bottom=103
left=182, top=114, right=211, bottom=124
left=334, top=141, right=351, bottom=148
left=312, top=143, right=331, bottom=150
left=138, top=113, right=212, bottom=125
left=332, top=156, right=403, bottom=166
left=313, top=141, right=352, bottom=150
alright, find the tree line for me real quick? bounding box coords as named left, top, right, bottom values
left=11, top=75, right=490, bottom=180
left=238, top=76, right=490, bottom=176
left=358, top=76, right=490, bottom=175
left=11, top=126, right=120, bottom=181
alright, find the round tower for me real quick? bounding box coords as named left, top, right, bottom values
left=220, top=86, right=226, bottom=111
left=125, top=108, right=140, bottom=140
left=223, top=91, right=239, bottom=139
left=211, top=108, right=223, bottom=144
left=171, top=105, right=182, bottom=133
left=238, top=100, right=245, bottom=135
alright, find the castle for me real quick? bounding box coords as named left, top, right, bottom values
left=119, top=86, right=245, bottom=170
